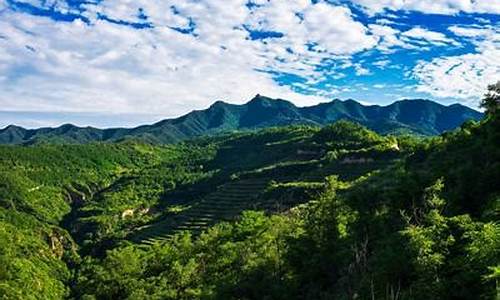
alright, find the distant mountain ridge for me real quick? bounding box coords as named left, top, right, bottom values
left=0, top=95, right=484, bottom=144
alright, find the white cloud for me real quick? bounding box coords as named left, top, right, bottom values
left=352, top=0, right=500, bottom=15
left=413, top=47, right=499, bottom=104
left=375, top=18, right=397, bottom=25
left=354, top=63, right=372, bottom=76
left=0, top=0, right=386, bottom=120
left=242, top=1, right=378, bottom=80
left=402, top=27, right=459, bottom=46
left=1, top=0, right=497, bottom=125
left=368, top=24, right=411, bottom=52
left=300, top=3, right=378, bottom=55
left=412, top=26, right=500, bottom=105
left=373, top=59, right=391, bottom=68
left=448, top=25, right=498, bottom=39
left=368, top=25, right=458, bottom=52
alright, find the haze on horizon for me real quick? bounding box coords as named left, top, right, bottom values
left=0, top=0, right=499, bottom=128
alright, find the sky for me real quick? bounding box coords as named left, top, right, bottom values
left=0, top=0, right=499, bottom=128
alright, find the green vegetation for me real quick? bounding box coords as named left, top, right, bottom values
left=0, top=97, right=483, bottom=145
left=0, top=87, right=498, bottom=299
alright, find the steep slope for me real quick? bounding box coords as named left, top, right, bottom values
left=74, top=113, right=499, bottom=300
left=301, top=98, right=483, bottom=135
left=0, top=96, right=483, bottom=144
left=1, top=116, right=498, bottom=299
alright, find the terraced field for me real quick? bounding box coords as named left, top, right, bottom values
left=300, top=159, right=396, bottom=182
left=131, top=178, right=272, bottom=245
left=130, top=157, right=397, bottom=245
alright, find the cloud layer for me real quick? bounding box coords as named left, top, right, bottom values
left=0, top=0, right=498, bottom=127
left=413, top=25, right=499, bottom=102
left=351, top=0, right=500, bottom=15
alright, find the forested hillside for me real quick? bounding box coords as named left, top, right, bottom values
left=0, top=97, right=483, bottom=145
left=0, top=87, right=498, bottom=299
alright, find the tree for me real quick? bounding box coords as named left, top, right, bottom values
left=481, top=82, right=500, bottom=117
left=400, top=179, right=450, bottom=299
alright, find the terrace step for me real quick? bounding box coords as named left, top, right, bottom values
left=131, top=178, right=271, bottom=244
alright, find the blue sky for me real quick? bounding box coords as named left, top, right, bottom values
left=0, top=0, right=499, bottom=128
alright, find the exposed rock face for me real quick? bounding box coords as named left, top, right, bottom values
left=121, top=207, right=151, bottom=219
left=50, top=234, right=65, bottom=258
left=139, top=208, right=150, bottom=215
left=48, top=229, right=76, bottom=259
left=121, top=209, right=134, bottom=219
left=391, top=143, right=400, bottom=151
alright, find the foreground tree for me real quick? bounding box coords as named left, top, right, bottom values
left=481, top=82, right=500, bottom=117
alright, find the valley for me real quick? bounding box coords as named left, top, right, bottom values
left=1, top=0, right=499, bottom=298
left=1, top=110, right=498, bottom=298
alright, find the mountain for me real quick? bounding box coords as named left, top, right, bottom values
left=1, top=115, right=499, bottom=299
left=0, top=95, right=483, bottom=144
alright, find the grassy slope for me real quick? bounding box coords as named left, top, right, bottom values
left=3, top=118, right=497, bottom=299
left=71, top=117, right=499, bottom=300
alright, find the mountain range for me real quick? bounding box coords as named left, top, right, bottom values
left=0, top=95, right=484, bottom=144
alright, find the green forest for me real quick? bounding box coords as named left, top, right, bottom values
left=0, top=85, right=499, bottom=299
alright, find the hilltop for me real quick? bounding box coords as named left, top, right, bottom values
left=0, top=96, right=483, bottom=144
left=0, top=82, right=498, bottom=299
left=0, top=113, right=498, bottom=298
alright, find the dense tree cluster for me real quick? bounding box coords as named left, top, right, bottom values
left=481, top=81, right=500, bottom=117
left=0, top=88, right=498, bottom=299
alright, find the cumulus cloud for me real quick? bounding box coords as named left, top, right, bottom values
left=372, top=59, right=391, bottom=69
left=354, top=64, right=372, bottom=76
left=0, top=0, right=385, bottom=118
left=413, top=47, right=499, bottom=103
left=368, top=24, right=459, bottom=52
left=368, top=24, right=411, bottom=52
left=351, top=0, right=500, bottom=15
left=300, top=3, right=378, bottom=54
left=0, top=0, right=498, bottom=126
left=401, top=27, right=459, bottom=46
left=242, top=1, right=378, bottom=80
left=448, top=25, right=498, bottom=40
left=412, top=25, right=500, bottom=105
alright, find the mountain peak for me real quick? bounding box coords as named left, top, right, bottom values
left=394, top=98, right=441, bottom=105
left=209, top=100, right=229, bottom=108
left=1, top=124, right=25, bottom=131
left=59, top=123, right=77, bottom=128
left=248, top=94, right=273, bottom=103
left=246, top=94, right=297, bottom=109
left=0, top=97, right=484, bottom=144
